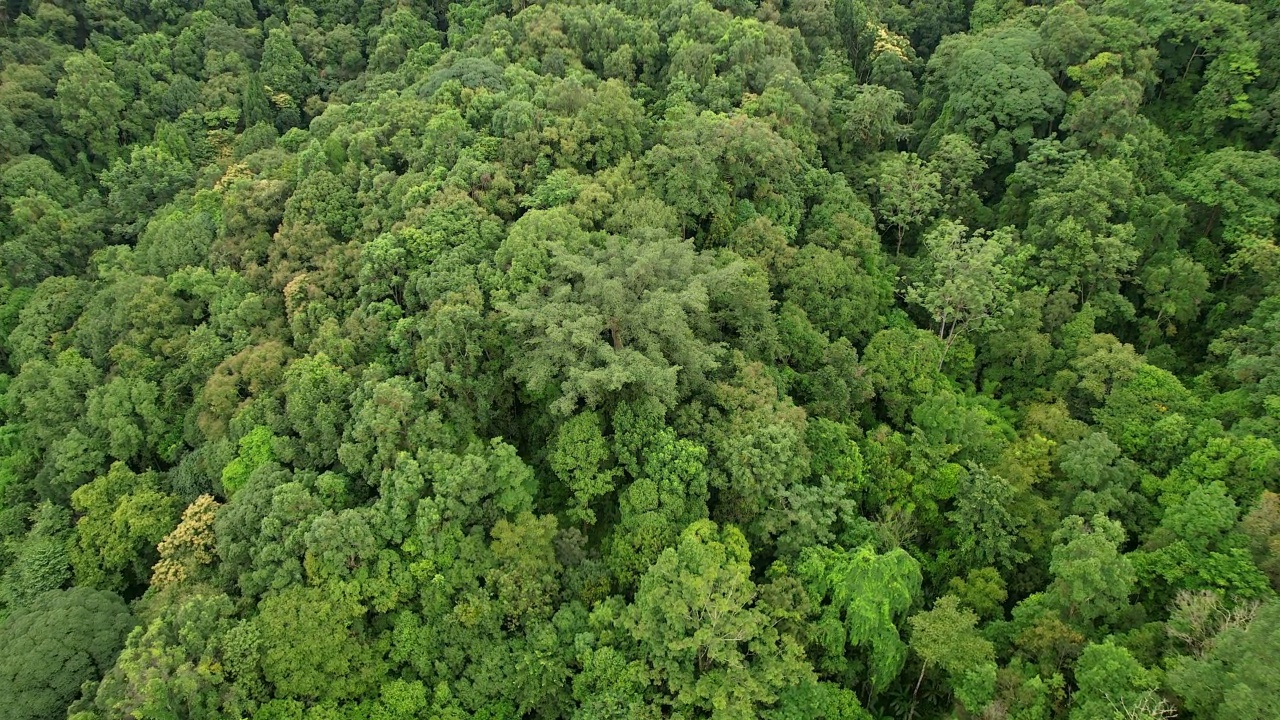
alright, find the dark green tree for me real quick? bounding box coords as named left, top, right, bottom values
left=0, top=588, right=135, bottom=720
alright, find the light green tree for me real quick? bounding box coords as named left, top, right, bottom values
left=797, top=543, right=923, bottom=691
left=908, top=595, right=997, bottom=716
left=623, top=520, right=812, bottom=718
left=70, top=462, right=181, bottom=594
left=875, top=153, right=941, bottom=255
left=55, top=51, right=126, bottom=161
left=907, top=219, right=1025, bottom=367
left=1069, top=640, right=1168, bottom=720
left=501, top=234, right=739, bottom=415
left=549, top=410, right=619, bottom=526
left=1047, top=514, right=1135, bottom=626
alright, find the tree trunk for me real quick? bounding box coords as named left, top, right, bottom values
left=907, top=661, right=929, bottom=720
left=609, top=317, right=623, bottom=349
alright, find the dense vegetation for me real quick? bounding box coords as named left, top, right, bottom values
left=2, top=0, right=1280, bottom=718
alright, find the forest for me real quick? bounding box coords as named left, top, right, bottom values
left=1, top=0, right=1280, bottom=718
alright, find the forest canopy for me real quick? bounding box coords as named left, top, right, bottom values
left=2, top=0, right=1280, bottom=719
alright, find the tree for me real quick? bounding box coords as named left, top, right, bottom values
left=255, top=584, right=385, bottom=702
left=1169, top=600, right=1280, bottom=720
left=797, top=543, right=922, bottom=691
left=782, top=243, right=894, bottom=344
left=88, top=592, right=244, bottom=720
left=828, top=85, right=911, bottom=160
left=1, top=190, right=102, bottom=286
left=908, top=595, right=997, bottom=716
left=282, top=353, right=352, bottom=469
left=0, top=503, right=72, bottom=609
left=766, top=680, right=873, bottom=720
left=703, top=360, right=832, bottom=553
left=0, top=588, right=135, bottom=720
left=260, top=28, right=313, bottom=120
left=486, top=512, right=563, bottom=627
left=1162, top=435, right=1280, bottom=508
left=1023, top=159, right=1139, bottom=315
left=282, top=171, right=356, bottom=242
left=607, top=425, right=711, bottom=588
left=70, top=462, right=181, bottom=594
left=1095, top=364, right=1200, bottom=474
left=946, top=464, right=1028, bottom=572
left=1046, top=514, right=1135, bottom=626
left=101, top=144, right=196, bottom=240
left=55, top=51, right=126, bottom=162
left=928, top=133, right=987, bottom=223
left=907, top=220, right=1025, bottom=366
left=1177, top=148, right=1280, bottom=284
left=302, top=508, right=379, bottom=585
left=1056, top=431, right=1147, bottom=525
left=1132, top=482, right=1271, bottom=604
left=84, top=376, right=172, bottom=466
left=219, top=425, right=277, bottom=497
left=862, top=328, right=945, bottom=426
left=1069, top=640, right=1169, bottom=720
left=150, top=494, right=222, bottom=590
left=947, top=567, right=1008, bottom=621
left=500, top=233, right=739, bottom=415
left=337, top=374, right=435, bottom=483
left=1141, top=252, right=1208, bottom=345
left=923, top=27, right=1066, bottom=166
left=1241, top=491, right=1280, bottom=589
left=623, top=520, right=812, bottom=718
left=875, top=153, right=941, bottom=255
left=548, top=410, right=618, bottom=526
left=417, top=437, right=538, bottom=533
left=1060, top=53, right=1151, bottom=156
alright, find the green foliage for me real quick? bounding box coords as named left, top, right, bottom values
left=260, top=28, right=313, bottom=120
left=907, top=220, right=1026, bottom=363
left=623, top=520, right=812, bottom=717
left=255, top=584, right=385, bottom=702
left=1131, top=481, right=1271, bottom=603
left=1069, top=640, right=1165, bottom=720
left=1046, top=514, right=1134, bottom=626
left=947, top=567, right=1008, bottom=620
left=874, top=152, right=940, bottom=253
left=608, top=425, right=710, bottom=587
left=1, top=503, right=72, bottom=610
left=55, top=52, right=126, bottom=162
left=548, top=411, right=618, bottom=525
left=863, top=328, right=945, bottom=425
left=1094, top=364, right=1200, bottom=474
left=2, top=1, right=1280, bottom=718
left=220, top=425, right=277, bottom=497
left=766, top=680, right=872, bottom=720
left=798, top=543, right=922, bottom=691
left=89, top=592, right=245, bottom=720
left=1169, top=600, right=1280, bottom=720
left=947, top=464, right=1029, bottom=572
left=924, top=27, right=1066, bottom=165
left=69, top=463, right=181, bottom=594
left=500, top=233, right=739, bottom=415
left=0, top=588, right=135, bottom=720
left=909, top=595, right=997, bottom=713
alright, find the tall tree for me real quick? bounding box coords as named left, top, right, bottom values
left=797, top=543, right=922, bottom=692
left=875, top=153, right=941, bottom=255
left=907, top=220, right=1025, bottom=366
left=908, top=595, right=997, bottom=716
left=55, top=51, right=126, bottom=163
left=0, top=588, right=135, bottom=720
left=623, top=520, right=812, bottom=718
